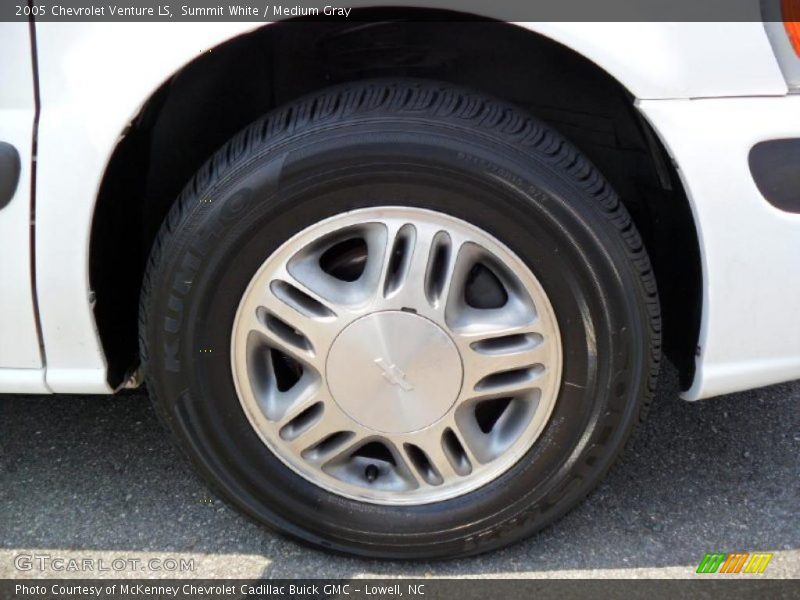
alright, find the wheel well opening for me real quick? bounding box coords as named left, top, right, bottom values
left=90, top=9, right=701, bottom=389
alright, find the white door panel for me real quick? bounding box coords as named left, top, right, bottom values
left=0, top=23, right=43, bottom=373
left=34, top=23, right=249, bottom=392
left=639, top=96, right=800, bottom=399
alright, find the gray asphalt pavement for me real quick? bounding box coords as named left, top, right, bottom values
left=1, top=363, right=798, bottom=579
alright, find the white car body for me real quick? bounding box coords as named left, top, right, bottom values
left=1, top=17, right=799, bottom=399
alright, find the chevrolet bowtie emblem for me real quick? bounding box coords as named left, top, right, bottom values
left=374, top=358, right=414, bottom=391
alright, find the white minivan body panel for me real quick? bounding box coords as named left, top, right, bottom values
left=3, top=19, right=797, bottom=396
left=639, top=96, right=800, bottom=400
left=0, top=23, right=46, bottom=389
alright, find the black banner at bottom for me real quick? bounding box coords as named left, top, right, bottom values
left=3, top=579, right=799, bottom=600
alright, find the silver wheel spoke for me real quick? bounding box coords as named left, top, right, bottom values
left=447, top=419, right=483, bottom=469
left=399, top=431, right=451, bottom=486
left=247, top=310, right=320, bottom=370
left=460, top=326, right=550, bottom=398
left=252, top=274, right=345, bottom=370
left=397, top=420, right=480, bottom=485
left=376, top=221, right=462, bottom=318
left=231, top=207, right=562, bottom=505
left=275, top=384, right=330, bottom=431
left=284, top=404, right=363, bottom=460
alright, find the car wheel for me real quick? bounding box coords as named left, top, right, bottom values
left=140, top=79, right=661, bottom=558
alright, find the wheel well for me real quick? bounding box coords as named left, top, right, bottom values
left=90, top=10, right=701, bottom=389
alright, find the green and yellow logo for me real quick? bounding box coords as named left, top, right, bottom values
left=696, top=552, right=773, bottom=574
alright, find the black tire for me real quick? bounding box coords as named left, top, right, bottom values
left=140, top=79, right=660, bottom=559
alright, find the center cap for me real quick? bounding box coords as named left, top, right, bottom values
left=326, top=311, right=463, bottom=434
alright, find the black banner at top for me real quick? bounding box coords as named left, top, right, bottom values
left=0, top=0, right=784, bottom=22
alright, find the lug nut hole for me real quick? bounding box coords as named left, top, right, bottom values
left=365, top=464, right=379, bottom=482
